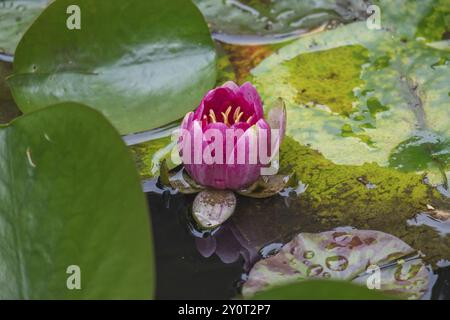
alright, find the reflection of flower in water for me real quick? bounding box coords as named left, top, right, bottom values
left=195, top=222, right=259, bottom=271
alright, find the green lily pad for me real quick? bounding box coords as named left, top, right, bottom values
left=0, top=60, right=21, bottom=124
left=193, top=0, right=368, bottom=44
left=0, top=0, right=48, bottom=55
left=0, top=103, right=154, bottom=299
left=8, top=0, right=217, bottom=134
left=249, top=279, right=395, bottom=300
left=242, top=229, right=429, bottom=299
left=250, top=1, right=450, bottom=185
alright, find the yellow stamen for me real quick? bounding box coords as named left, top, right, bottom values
left=209, top=109, right=217, bottom=123
left=235, top=111, right=244, bottom=123
left=246, top=115, right=253, bottom=124
left=233, top=106, right=241, bottom=122
left=221, top=106, right=232, bottom=126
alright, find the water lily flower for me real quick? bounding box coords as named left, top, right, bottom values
left=178, top=81, right=286, bottom=190
left=162, top=81, right=288, bottom=229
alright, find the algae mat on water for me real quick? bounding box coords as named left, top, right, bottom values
left=251, top=4, right=450, bottom=186
left=230, top=136, right=450, bottom=268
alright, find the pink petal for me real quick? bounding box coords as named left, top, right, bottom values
left=267, top=98, right=287, bottom=144
left=239, top=82, right=264, bottom=121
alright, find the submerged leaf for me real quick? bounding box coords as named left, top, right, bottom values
left=242, top=229, right=429, bottom=299
left=192, top=190, right=237, bottom=229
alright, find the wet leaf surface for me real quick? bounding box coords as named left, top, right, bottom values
left=194, top=0, right=368, bottom=44
left=0, top=103, right=154, bottom=298
left=8, top=0, right=217, bottom=134
left=0, top=0, right=48, bottom=55
left=250, top=0, right=450, bottom=185
left=243, top=229, right=429, bottom=299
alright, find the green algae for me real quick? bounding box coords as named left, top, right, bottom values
left=340, top=123, right=375, bottom=147
left=129, top=136, right=176, bottom=180
left=283, top=45, right=368, bottom=115
left=250, top=19, right=450, bottom=185
left=415, top=0, right=450, bottom=41
left=277, top=136, right=450, bottom=266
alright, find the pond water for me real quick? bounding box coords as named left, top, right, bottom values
left=146, top=179, right=450, bottom=300
left=1, top=0, right=449, bottom=300
left=139, top=0, right=450, bottom=299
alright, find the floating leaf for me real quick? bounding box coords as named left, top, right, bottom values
left=8, top=0, right=217, bottom=134
left=192, top=190, right=236, bottom=229
left=251, top=1, right=450, bottom=185
left=193, top=0, right=368, bottom=44
left=0, top=0, right=48, bottom=55
left=237, top=173, right=291, bottom=198
left=242, top=229, right=429, bottom=299
left=0, top=103, right=154, bottom=299
left=160, top=163, right=204, bottom=194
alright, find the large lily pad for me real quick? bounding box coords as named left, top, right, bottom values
left=0, top=0, right=48, bottom=55
left=8, top=0, right=217, bottom=134
left=242, top=229, right=429, bottom=299
left=0, top=103, right=154, bottom=299
left=250, top=0, right=450, bottom=186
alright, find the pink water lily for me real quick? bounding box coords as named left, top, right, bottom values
left=178, top=81, right=286, bottom=190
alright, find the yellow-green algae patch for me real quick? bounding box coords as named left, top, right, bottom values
left=129, top=136, right=175, bottom=180
left=284, top=45, right=368, bottom=115
left=278, top=136, right=450, bottom=266
left=252, top=45, right=369, bottom=115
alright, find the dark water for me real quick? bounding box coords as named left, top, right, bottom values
left=147, top=189, right=243, bottom=300
left=146, top=180, right=450, bottom=300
